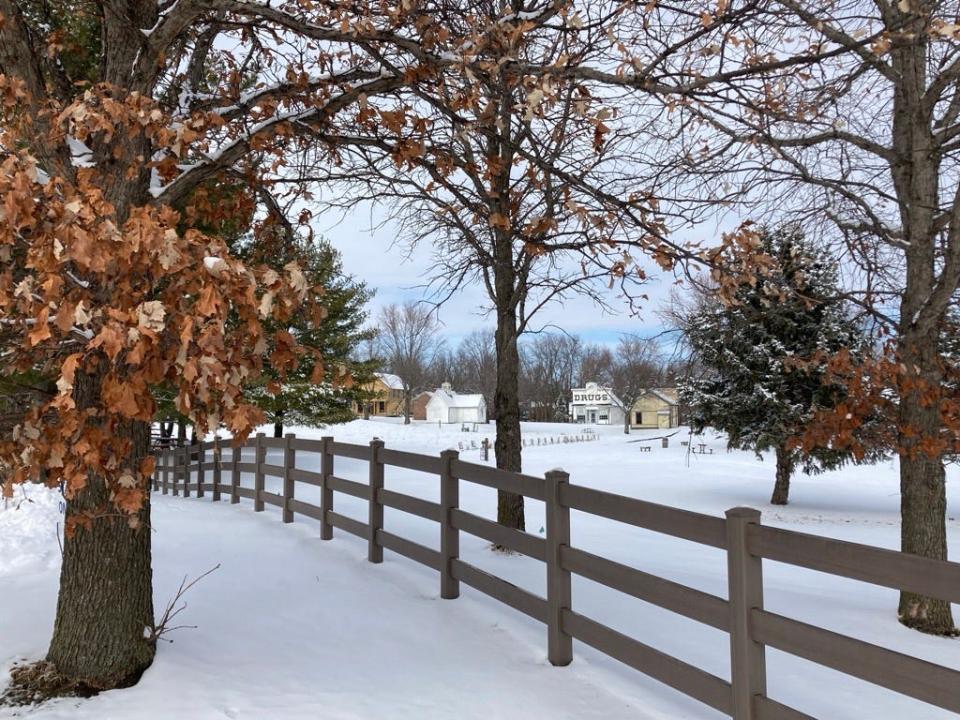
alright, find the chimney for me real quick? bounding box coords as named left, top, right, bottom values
left=441, top=382, right=452, bottom=392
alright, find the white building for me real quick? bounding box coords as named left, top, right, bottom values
left=426, top=383, right=488, bottom=424
left=568, top=382, right=625, bottom=426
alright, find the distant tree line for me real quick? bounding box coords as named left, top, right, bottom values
left=367, top=302, right=687, bottom=429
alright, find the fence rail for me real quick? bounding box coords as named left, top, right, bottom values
left=154, top=433, right=960, bottom=720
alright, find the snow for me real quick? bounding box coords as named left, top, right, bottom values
left=375, top=372, right=404, bottom=391
left=2, top=419, right=959, bottom=719
left=66, top=137, right=95, bottom=168
left=429, top=387, right=484, bottom=408
left=0, top=488, right=62, bottom=578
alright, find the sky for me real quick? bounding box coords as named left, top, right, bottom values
left=318, top=201, right=736, bottom=352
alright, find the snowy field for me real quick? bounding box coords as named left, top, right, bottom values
left=2, top=418, right=959, bottom=719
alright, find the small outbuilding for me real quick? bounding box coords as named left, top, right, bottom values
left=411, top=390, right=434, bottom=421
left=630, top=388, right=680, bottom=429
left=426, top=383, right=488, bottom=424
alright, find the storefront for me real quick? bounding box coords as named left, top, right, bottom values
left=568, top=382, right=625, bottom=426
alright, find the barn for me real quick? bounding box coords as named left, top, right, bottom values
left=426, top=383, right=487, bottom=424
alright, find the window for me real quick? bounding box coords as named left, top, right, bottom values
left=378, top=401, right=385, bottom=413
left=599, top=413, right=609, bottom=421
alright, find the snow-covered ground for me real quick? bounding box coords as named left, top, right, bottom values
left=2, top=418, right=959, bottom=719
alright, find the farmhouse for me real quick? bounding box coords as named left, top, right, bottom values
left=630, top=388, right=680, bottom=429
left=356, top=373, right=405, bottom=417
left=569, top=382, right=625, bottom=426
left=426, top=383, right=487, bottom=424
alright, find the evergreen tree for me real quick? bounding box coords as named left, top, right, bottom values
left=235, top=229, right=376, bottom=437
left=678, top=226, right=870, bottom=505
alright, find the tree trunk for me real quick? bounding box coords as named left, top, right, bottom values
left=176, top=421, right=186, bottom=446
left=493, top=303, right=524, bottom=530
left=771, top=445, right=792, bottom=505
left=887, top=13, right=955, bottom=635
left=404, top=391, right=411, bottom=425
left=274, top=420, right=283, bottom=438
left=47, top=370, right=156, bottom=688
left=39, top=0, right=162, bottom=691
left=897, top=332, right=954, bottom=634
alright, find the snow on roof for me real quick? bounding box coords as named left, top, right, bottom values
left=376, top=373, right=404, bottom=390
left=645, top=388, right=679, bottom=405
left=431, top=387, right=485, bottom=408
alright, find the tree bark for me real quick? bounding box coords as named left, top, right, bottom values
left=770, top=445, right=792, bottom=506
left=887, top=18, right=956, bottom=634
left=896, top=330, right=954, bottom=634
left=47, top=370, right=156, bottom=688
left=493, top=302, right=525, bottom=531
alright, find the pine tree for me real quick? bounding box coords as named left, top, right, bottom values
left=678, top=226, right=870, bottom=505
left=235, top=231, right=376, bottom=437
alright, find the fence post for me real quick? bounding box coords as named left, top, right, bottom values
left=182, top=445, right=191, bottom=497
left=368, top=439, right=385, bottom=563
left=161, top=449, right=170, bottom=495
left=152, top=452, right=160, bottom=491
left=230, top=442, right=240, bottom=504
left=545, top=469, right=573, bottom=666
left=282, top=433, right=296, bottom=523
left=212, top=436, right=222, bottom=502
left=254, top=432, right=266, bottom=512
left=172, top=447, right=180, bottom=496
left=440, top=449, right=460, bottom=599
left=726, top=507, right=767, bottom=720
left=320, top=436, right=334, bottom=540
left=196, top=442, right=206, bottom=498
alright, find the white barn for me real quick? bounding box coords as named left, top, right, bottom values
left=426, top=383, right=488, bottom=424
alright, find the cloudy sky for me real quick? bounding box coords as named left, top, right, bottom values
left=318, top=201, right=738, bottom=351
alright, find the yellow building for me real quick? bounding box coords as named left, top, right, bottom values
left=629, top=388, right=680, bottom=429
left=356, top=373, right=405, bottom=417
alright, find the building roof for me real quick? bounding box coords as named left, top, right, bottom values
left=642, top=387, right=679, bottom=405
left=570, top=382, right=623, bottom=409
left=430, top=387, right=485, bottom=408
left=375, top=372, right=404, bottom=390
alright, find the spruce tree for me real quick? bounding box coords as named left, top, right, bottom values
left=679, top=226, right=868, bottom=505
left=235, top=231, right=376, bottom=437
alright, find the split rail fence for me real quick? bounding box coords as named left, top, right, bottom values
left=154, top=433, right=960, bottom=720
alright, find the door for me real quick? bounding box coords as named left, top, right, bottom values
left=589, top=410, right=597, bottom=423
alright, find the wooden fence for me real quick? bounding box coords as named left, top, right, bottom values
left=154, top=433, right=960, bottom=720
